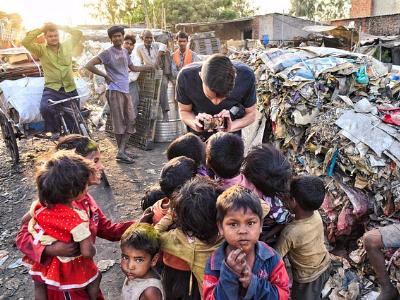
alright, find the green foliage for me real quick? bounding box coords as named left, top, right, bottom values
left=289, top=0, right=350, bottom=21
left=86, top=0, right=256, bottom=27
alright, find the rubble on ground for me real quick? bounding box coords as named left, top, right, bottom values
left=231, top=46, right=400, bottom=298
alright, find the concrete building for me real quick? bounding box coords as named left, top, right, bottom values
left=175, top=13, right=317, bottom=43
left=350, top=0, right=400, bottom=18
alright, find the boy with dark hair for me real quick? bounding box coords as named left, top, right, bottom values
left=156, top=176, right=225, bottom=297
left=203, top=185, right=289, bottom=299
left=276, top=176, right=331, bottom=300
left=167, top=132, right=209, bottom=176
left=120, top=223, right=164, bottom=299
left=206, top=132, right=244, bottom=180
left=171, top=31, right=199, bottom=78
left=22, top=22, right=82, bottom=138
left=177, top=53, right=256, bottom=139
left=141, top=185, right=165, bottom=211
left=243, top=144, right=291, bottom=198
left=150, top=157, right=200, bottom=300
left=206, top=132, right=270, bottom=217
left=85, top=26, right=152, bottom=163
left=151, top=156, right=196, bottom=224
left=242, top=144, right=292, bottom=243
left=123, top=34, right=136, bottom=45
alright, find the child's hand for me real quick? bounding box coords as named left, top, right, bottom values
left=21, top=212, right=31, bottom=224
left=44, top=241, right=80, bottom=258
left=139, top=207, right=154, bottom=224
left=239, top=264, right=252, bottom=289
left=226, top=248, right=247, bottom=276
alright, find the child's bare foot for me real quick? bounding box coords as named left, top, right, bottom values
left=377, top=284, right=399, bottom=300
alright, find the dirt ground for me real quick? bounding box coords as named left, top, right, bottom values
left=0, top=131, right=168, bottom=299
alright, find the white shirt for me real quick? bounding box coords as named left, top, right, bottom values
left=129, top=52, right=142, bottom=82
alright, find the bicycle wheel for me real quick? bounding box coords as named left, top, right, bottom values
left=0, top=111, right=19, bottom=164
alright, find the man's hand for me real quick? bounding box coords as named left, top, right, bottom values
left=239, top=264, right=252, bottom=289
left=44, top=241, right=80, bottom=258
left=139, top=207, right=154, bottom=224
left=144, top=65, right=156, bottom=72
left=214, top=109, right=232, bottom=132
left=193, top=113, right=213, bottom=132
left=104, top=75, right=114, bottom=85
left=226, top=248, right=247, bottom=276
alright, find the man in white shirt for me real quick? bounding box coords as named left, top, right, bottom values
left=123, top=34, right=141, bottom=124
left=136, top=29, right=170, bottom=121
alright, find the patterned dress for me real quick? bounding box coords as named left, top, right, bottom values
left=28, top=201, right=99, bottom=290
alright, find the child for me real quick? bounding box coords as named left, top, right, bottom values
left=152, top=156, right=200, bottom=299
left=206, top=132, right=270, bottom=218
left=203, top=185, right=290, bottom=299
left=120, top=223, right=164, bottom=300
left=153, top=156, right=196, bottom=224
left=242, top=144, right=292, bottom=244
left=27, top=151, right=101, bottom=299
left=141, top=185, right=166, bottom=211
left=275, top=176, right=331, bottom=300
left=156, top=176, right=225, bottom=296
left=167, top=132, right=210, bottom=176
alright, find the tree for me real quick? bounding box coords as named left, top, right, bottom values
left=289, top=0, right=350, bottom=21
left=85, top=0, right=147, bottom=24
left=86, top=0, right=256, bottom=27
left=315, top=0, right=351, bottom=21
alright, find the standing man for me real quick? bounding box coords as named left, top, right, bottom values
left=176, top=54, right=256, bottom=140
left=171, top=31, right=199, bottom=79
left=85, top=26, right=152, bottom=164
left=122, top=34, right=141, bottom=129
left=136, top=30, right=170, bottom=121
left=22, top=23, right=82, bottom=139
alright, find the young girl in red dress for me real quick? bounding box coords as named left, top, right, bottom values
left=27, top=150, right=101, bottom=300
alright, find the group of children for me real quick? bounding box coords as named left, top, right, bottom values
left=21, top=132, right=331, bottom=300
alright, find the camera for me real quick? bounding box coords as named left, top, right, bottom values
left=201, top=117, right=228, bottom=132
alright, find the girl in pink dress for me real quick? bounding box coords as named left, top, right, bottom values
left=28, top=150, right=101, bottom=300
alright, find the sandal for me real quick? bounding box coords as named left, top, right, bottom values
left=116, top=154, right=135, bottom=164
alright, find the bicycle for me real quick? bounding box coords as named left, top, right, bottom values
left=48, top=94, right=90, bottom=137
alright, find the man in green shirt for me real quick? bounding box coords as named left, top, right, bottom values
left=22, top=23, right=82, bottom=138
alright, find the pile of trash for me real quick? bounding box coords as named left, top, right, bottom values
left=231, top=46, right=400, bottom=298
left=76, top=40, right=110, bottom=98
left=0, top=47, right=42, bottom=81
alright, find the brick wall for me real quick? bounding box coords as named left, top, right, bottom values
left=350, top=0, right=373, bottom=18
left=331, top=14, right=400, bottom=35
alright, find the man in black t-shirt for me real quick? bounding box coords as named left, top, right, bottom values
left=176, top=54, right=256, bottom=139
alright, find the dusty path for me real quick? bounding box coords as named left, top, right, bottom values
left=0, top=132, right=167, bottom=299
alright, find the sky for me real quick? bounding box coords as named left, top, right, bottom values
left=1, top=0, right=291, bottom=29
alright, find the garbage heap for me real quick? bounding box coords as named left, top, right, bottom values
left=0, top=47, right=42, bottom=81
left=76, top=40, right=110, bottom=99
left=231, top=46, right=400, bottom=298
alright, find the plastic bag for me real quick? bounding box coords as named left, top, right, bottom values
left=0, top=77, right=89, bottom=124
left=355, top=66, right=369, bottom=85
